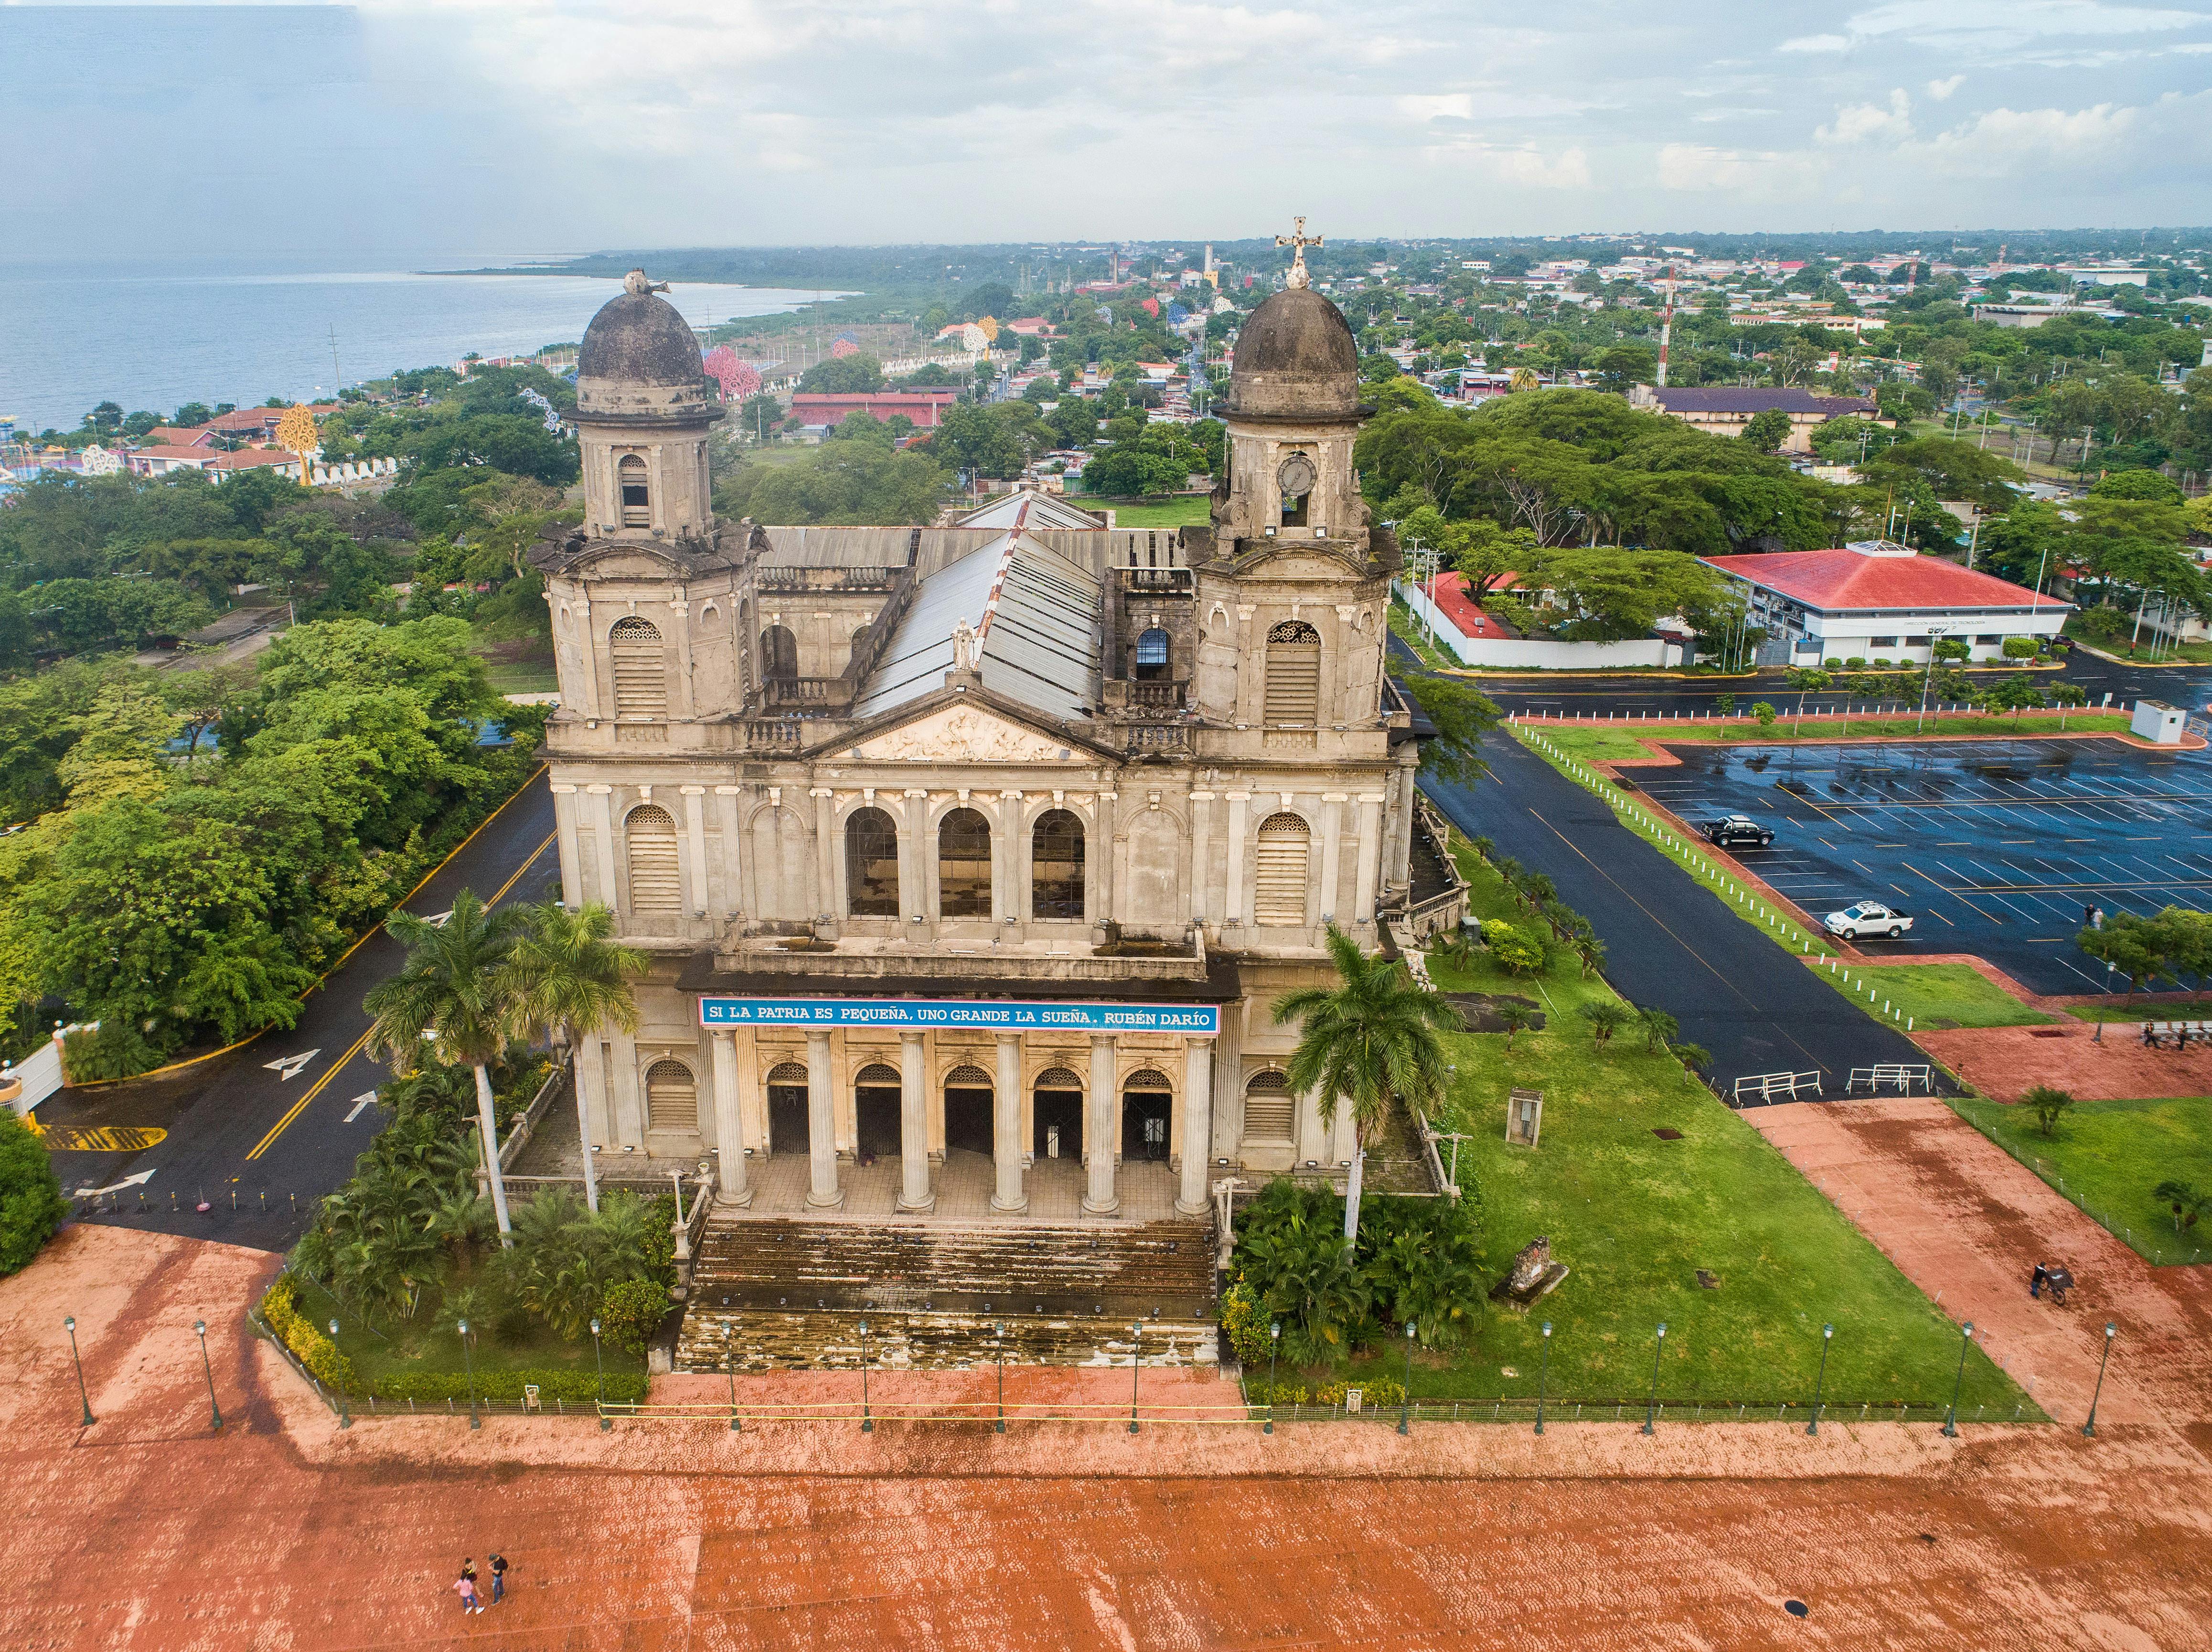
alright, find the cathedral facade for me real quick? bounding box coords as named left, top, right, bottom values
left=530, top=266, right=1452, bottom=1226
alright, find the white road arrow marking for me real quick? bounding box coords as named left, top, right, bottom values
left=75, top=1168, right=156, bottom=1197
left=344, top=1092, right=381, bottom=1123
left=263, top=1049, right=321, bottom=1081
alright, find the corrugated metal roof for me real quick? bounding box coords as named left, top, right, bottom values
left=851, top=529, right=1101, bottom=723
left=957, top=491, right=1107, bottom=532
left=754, top=526, right=918, bottom=568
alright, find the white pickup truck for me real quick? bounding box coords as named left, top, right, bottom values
left=1824, top=901, right=1913, bottom=940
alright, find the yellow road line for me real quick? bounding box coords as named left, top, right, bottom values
left=245, top=1024, right=375, bottom=1162
left=487, top=832, right=556, bottom=906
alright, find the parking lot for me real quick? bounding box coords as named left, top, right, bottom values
left=1629, top=737, right=2212, bottom=996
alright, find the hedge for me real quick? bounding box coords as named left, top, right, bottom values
left=260, top=1275, right=359, bottom=1393
left=365, top=1368, right=650, bottom=1406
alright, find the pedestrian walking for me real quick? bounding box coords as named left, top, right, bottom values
left=453, top=1573, right=482, bottom=1616
left=461, top=1557, right=478, bottom=1589
left=489, top=1554, right=508, bottom=1605
left=2030, top=1262, right=2048, bottom=1300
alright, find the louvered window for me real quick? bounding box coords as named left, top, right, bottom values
left=645, top=1059, right=697, bottom=1132
left=1264, top=620, right=1320, bottom=724
left=1252, top=811, right=1310, bottom=927
left=1244, top=1071, right=1294, bottom=1141
left=618, top=454, right=650, bottom=527
left=609, top=617, right=666, bottom=718
left=625, top=804, right=682, bottom=914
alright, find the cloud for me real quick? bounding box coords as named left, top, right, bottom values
left=1927, top=74, right=1966, bottom=98
left=1817, top=88, right=1915, bottom=144
left=1779, top=33, right=1852, bottom=52
left=1397, top=93, right=1475, bottom=122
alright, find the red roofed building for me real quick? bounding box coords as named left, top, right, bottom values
left=1701, top=542, right=2070, bottom=665
left=789, top=390, right=960, bottom=429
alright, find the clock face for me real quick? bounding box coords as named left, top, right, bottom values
left=1277, top=453, right=1318, bottom=498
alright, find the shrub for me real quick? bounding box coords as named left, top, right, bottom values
left=366, top=1367, right=650, bottom=1406
left=60, top=1023, right=162, bottom=1083
left=1752, top=701, right=1776, bottom=727
left=1219, top=1278, right=1271, bottom=1366
left=1845, top=657, right=1867, bottom=671
left=1315, top=1377, right=1407, bottom=1409
left=0, top=1112, right=70, bottom=1274
left=2023, top=1085, right=2074, bottom=1138
left=1479, top=918, right=1546, bottom=977
left=1714, top=693, right=1735, bottom=715
left=1248, top=1381, right=1307, bottom=1407
left=599, top=1276, right=672, bottom=1354
left=1824, top=657, right=1842, bottom=668
left=260, top=1274, right=360, bottom=1393
left=2002, top=637, right=2041, bottom=660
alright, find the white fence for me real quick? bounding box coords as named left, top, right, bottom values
left=1393, top=580, right=1679, bottom=670
left=1732, top=1070, right=1822, bottom=1105
left=1846, top=1065, right=1933, bottom=1096
left=3, top=1037, right=64, bottom=1118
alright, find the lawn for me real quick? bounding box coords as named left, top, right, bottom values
left=1811, top=962, right=2056, bottom=1030
left=1948, top=1094, right=2212, bottom=1267
left=1097, top=494, right=1212, bottom=526
left=287, top=1268, right=648, bottom=1390
left=1324, top=839, right=2034, bottom=1417
left=484, top=660, right=559, bottom=695
left=1388, top=601, right=1461, bottom=671
left=1525, top=711, right=2130, bottom=755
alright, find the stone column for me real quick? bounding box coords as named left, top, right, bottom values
left=1176, top=1037, right=1213, bottom=1217
left=898, top=1030, right=933, bottom=1213
left=551, top=784, right=583, bottom=910
left=608, top=1028, right=643, bottom=1148
left=1319, top=793, right=1346, bottom=923
left=903, top=789, right=930, bottom=925
left=572, top=600, right=600, bottom=721
left=586, top=785, right=619, bottom=911
left=574, top=1033, right=610, bottom=1157
left=1188, top=791, right=1213, bottom=926
left=994, top=790, right=1021, bottom=926
left=670, top=590, right=695, bottom=719
left=1354, top=791, right=1385, bottom=924
left=681, top=786, right=709, bottom=917
left=1223, top=791, right=1250, bottom=926
left=811, top=787, right=837, bottom=920
left=711, top=1029, right=752, bottom=1207
left=715, top=785, right=745, bottom=917
left=1083, top=1033, right=1120, bottom=1217
left=804, top=1028, right=842, bottom=1208
left=992, top=1031, right=1026, bottom=1214
left=1095, top=789, right=1118, bottom=926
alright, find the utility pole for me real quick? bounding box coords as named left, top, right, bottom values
left=1656, top=266, right=1675, bottom=388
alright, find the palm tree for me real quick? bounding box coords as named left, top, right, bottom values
left=1275, top=924, right=1459, bottom=1242
left=364, top=889, right=530, bottom=1243
left=1496, top=1001, right=1535, bottom=1051
left=501, top=901, right=647, bottom=1214
left=1580, top=1001, right=1629, bottom=1047
left=1637, top=1006, right=1680, bottom=1054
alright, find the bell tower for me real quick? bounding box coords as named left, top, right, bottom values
left=574, top=270, right=717, bottom=543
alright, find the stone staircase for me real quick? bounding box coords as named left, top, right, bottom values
left=676, top=1217, right=1218, bottom=1371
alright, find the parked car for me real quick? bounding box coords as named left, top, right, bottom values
left=1702, top=814, right=1775, bottom=849
left=1825, top=901, right=1913, bottom=939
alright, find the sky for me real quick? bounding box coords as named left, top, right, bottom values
left=3, top=0, right=2210, bottom=263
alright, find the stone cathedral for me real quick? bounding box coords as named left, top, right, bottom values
left=530, top=257, right=1456, bottom=1364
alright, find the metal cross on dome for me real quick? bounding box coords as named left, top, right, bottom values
left=1275, top=217, right=1323, bottom=289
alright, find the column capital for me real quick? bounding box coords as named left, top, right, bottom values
left=900, top=1028, right=925, bottom=1047
left=904, top=788, right=929, bottom=799
left=712, top=1025, right=735, bottom=1045
left=1225, top=790, right=1251, bottom=802
left=585, top=783, right=613, bottom=795
left=715, top=784, right=743, bottom=795
left=1189, top=790, right=1216, bottom=801
left=1090, top=1030, right=1118, bottom=1048
left=550, top=783, right=577, bottom=795
left=1322, top=792, right=1349, bottom=803
left=808, top=787, right=834, bottom=799
left=1358, top=791, right=1388, bottom=804
left=680, top=785, right=706, bottom=796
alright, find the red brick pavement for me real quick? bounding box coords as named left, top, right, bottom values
left=9, top=1222, right=2212, bottom=1651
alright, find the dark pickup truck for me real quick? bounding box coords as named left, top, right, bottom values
left=1701, top=814, right=1775, bottom=849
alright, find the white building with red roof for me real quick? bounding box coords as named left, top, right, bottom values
left=1700, top=542, right=2070, bottom=666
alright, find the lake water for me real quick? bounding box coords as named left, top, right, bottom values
left=0, top=254, right=836, bottom=434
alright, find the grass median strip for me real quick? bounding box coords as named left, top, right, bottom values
left=1521, top=710, right=2131, bottom=754
left=1807, top=960, right=2057, bottom=1031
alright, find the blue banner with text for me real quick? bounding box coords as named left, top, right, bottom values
left=699, top=997, right=1219, bottom=1036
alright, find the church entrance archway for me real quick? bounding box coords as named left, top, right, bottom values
left=853, top=1063, right=901, bottom=1162
left=1122, top=1071, right=1173, bottom=1162
left=943, top=1065, right=994, bottom=1156
left=1033, top=1067, right=1083, bottom=1162
left=766, top=1061, right=809, bottom=1155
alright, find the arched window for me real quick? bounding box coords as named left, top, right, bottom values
left=938, top=807, right=992, bottom=917
left=645, top=1059, right=697, bottom=1132
left=760, top=624, right=798, bottom=682
left=624, top=804, right=681, bottom=914
left=1264, top=620, right=1321, bottom=725
left=1134, top=627, right=1170, bottom=682
left=609, top=616, right=666, bottom=718
left=1030, top=809, right=1085, bottom=921
left=1243, top=1070, right=1293, bottom=1141
left=1253, top=811, right=1310, bottom=927
left=618, top=454, right=650, bottom=528
left=845, top=806, right=900, bottom=917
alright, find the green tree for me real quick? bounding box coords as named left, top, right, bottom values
left=2152, top=1179, right=2209, bottom=1233
left=1636, top=1005, right=1679, bottom=1053
left=1396, top=673, right=1501, bottom=787
left=0, top=1111, right=70, bottom=1274
left=1495, top=1001, right=1534, bottom=1051
left=1580, top=1000, right=1629, bottom=1047
left=2076, top=912, right=2166, bottom=1005
left=1984, top=672, right=2045, bottom=727
left=502, top=901, right=648, bottom=1214
left=717, top=442, right=946, bottom=526
left=798, top=353, right=887, bottom=394
left=1742, top=409, right=1791, bottom=453
left=2023, top=1085, right=2074, bottom=1139
left=1526, top=545, right=1741, bottom=643
left=1274, top=925, right=1458, bottom=1241
left=1785, top=667, right=1830, bottom=732
left=363, top=890, right=530, bottom=1242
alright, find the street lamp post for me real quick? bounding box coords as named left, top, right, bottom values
left=994, top=1322, right=1006, bottom=1434
left=2083, top=1322, right=2117, bottom=1437
left=1941, top=1322, right=1975, bottom=1437
left=590, top=1318, right=610, bottom=1430
left=859, top=1319, right=872, bottom=1433
left=327, top=1319, right=350, bottom=1429
left=1397, top=1322, right=1415, bottom=1436
left=1806, top=1323, right=1834, bottom=1436
left=2094, top=960, right=2116, bottom=1043
left=726, top=1323, right=740, bottom=1432
left=1642, top=1322, right=1667, bottom=1435
left=64, top=1316, right=94, bottom=1427
left=1129, top=1322, right=1142, bottom=1434
left=1264, top=1322, right=1281, bottom=1435
left=1535, top=1321, right=1552, bottom=1435
left=458, top=1318, right=479, bottom=1430
left=195, top=1319, right=223, bottom=1433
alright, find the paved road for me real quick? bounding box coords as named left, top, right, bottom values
left=39, top=770, right=559, bottom=1251
left=1420, top=733, right=1939, bottom=1098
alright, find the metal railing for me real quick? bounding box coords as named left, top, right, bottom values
left=1733, top=1070, right=1823, bottom=1105
left=1846, top=1064, right=1933, bottom=1095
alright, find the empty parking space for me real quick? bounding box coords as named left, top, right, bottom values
left=1632, top=738, right=2212, bottom=995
